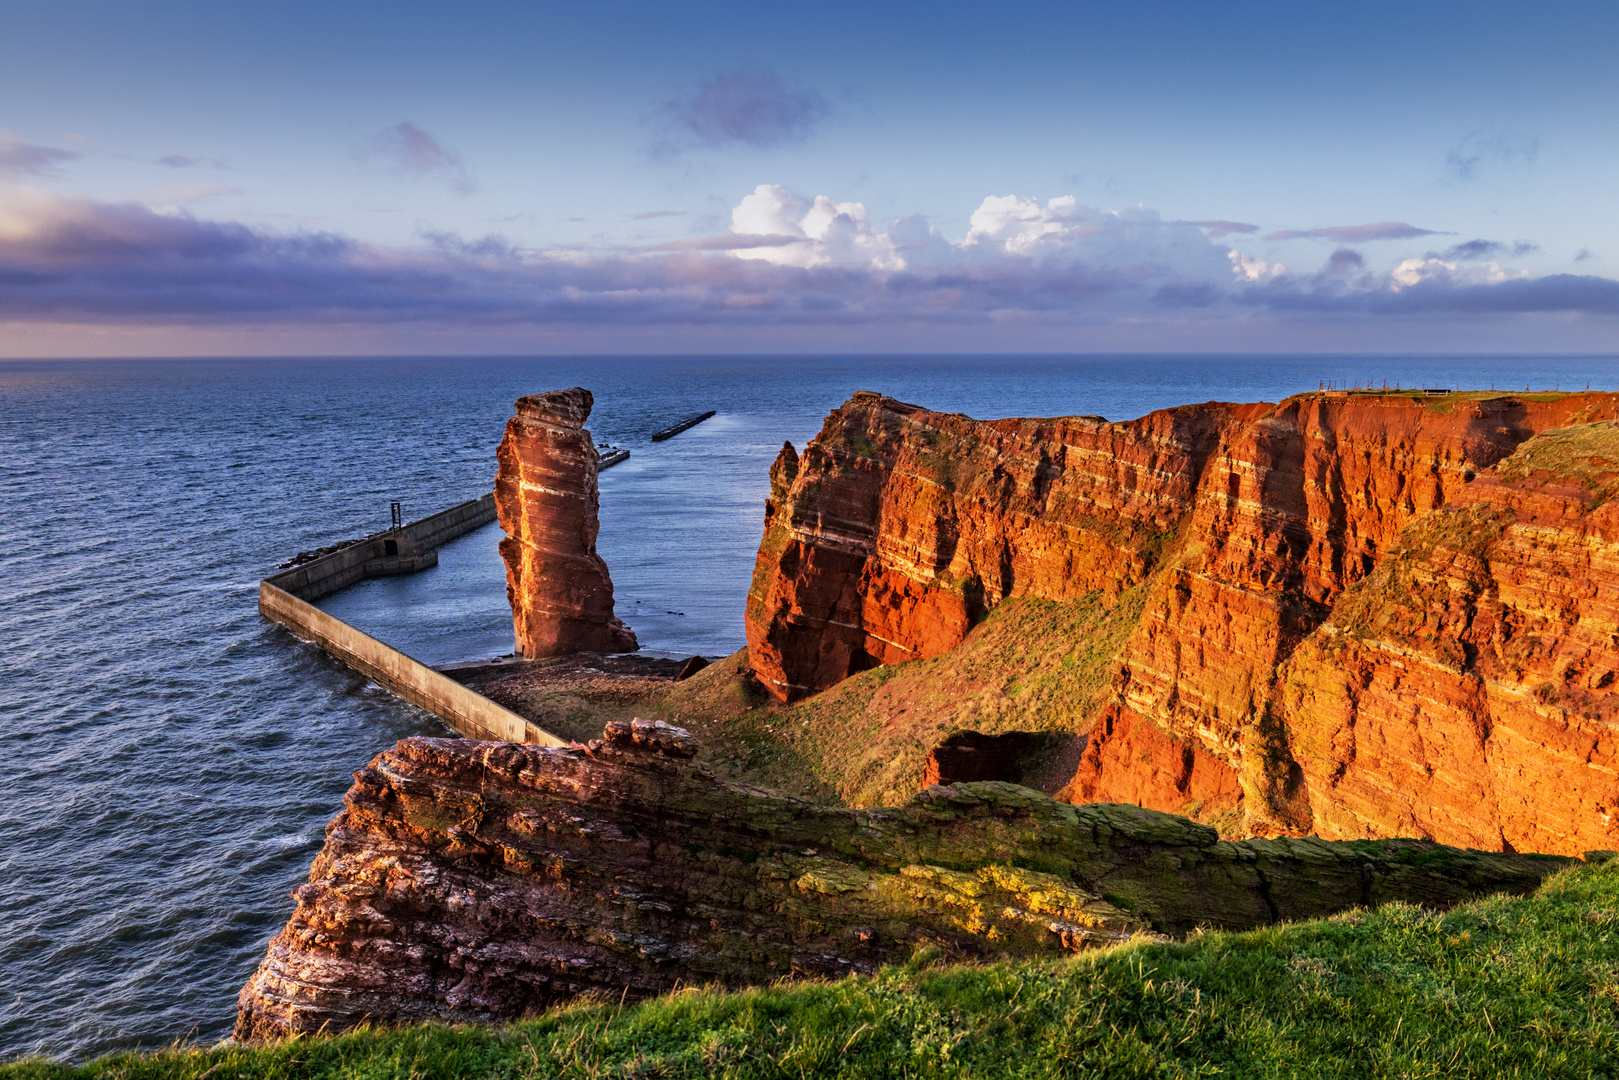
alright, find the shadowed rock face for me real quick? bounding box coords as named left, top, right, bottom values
left=495, top=388, right=636, bottom=657
left=235, top=721, right=1565, bottom=1040
left=745, top=391, right=1619, bottom=849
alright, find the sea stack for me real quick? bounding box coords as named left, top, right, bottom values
left=495, top=387, right=637, bottom=657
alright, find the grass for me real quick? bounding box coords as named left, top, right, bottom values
left=1492, top=420, right=1619, bottom=492
left=13, top=860, right=1619, bottom=1079
left=652, top=593, right=1144, bottom=807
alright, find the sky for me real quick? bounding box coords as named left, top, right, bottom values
left=1, top=0, right=1616, bottom=356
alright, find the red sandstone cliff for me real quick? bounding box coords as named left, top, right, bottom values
left=496, top=388, right=636, bottom=657
left=236, top=720, right=1560, bottom=1039
left=1276, top=421, right=1619, bottom=854
left=746, top=390, right=1619, bottom=851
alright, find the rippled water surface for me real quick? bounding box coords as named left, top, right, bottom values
left=2, top=354, right=1615, bottom=1061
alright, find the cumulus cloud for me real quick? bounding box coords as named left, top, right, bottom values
left=727, top=184, right=902, bottom=270
left=654, top=70, right=828, bottom=151
left=1265, top=222, right=1445, bottom=243
left=1230, top=252, right=1285, bottom=281
left=1390, top=257, right=1525, bottom=291
left=1, top=186, right=1616, bottom=339
left=0, top=140, right=79, bottom=178
left=366, top=122, right=475, bottom=194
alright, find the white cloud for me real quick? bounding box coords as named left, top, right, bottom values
left=724, top=187, right=1237, bottom=284
left=729, top=184, right=903, bottom=270
left=1230, top=251, right=1286, bottom=281
left=962, top=194, right=1092, bottom=252
left=730, top=184, right=807, bottom=238
left=1391, top=257, right=1526, bottom=290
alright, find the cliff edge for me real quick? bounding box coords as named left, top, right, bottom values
left=236, top=721, right=1563, bottom=1040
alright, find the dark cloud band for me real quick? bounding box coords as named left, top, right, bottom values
left=1, top=193, right=1613, bottom=331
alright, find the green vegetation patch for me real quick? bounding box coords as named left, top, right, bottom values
left=1492, top=420, right=1619, bottom=492
left=656, top=591, right=1146, bottom=807
left=1325, top=504, right=1502, bottom=669
left=17, top=860, right=1619, bottom=1079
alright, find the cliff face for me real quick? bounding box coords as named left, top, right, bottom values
left=745, top=392, right=1247, bottom=700
left=237, top=721, right=1562, bottom=1039
left=495, top=388, right=636, bottom=657
left=746, top=390, right=1619, bottom=849
left=1278, top=421, right=1619, bottom=854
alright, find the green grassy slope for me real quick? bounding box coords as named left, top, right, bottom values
left=14, top=860, right=1619, bottom=1079
left=649, top=592, right=1143, bottom=807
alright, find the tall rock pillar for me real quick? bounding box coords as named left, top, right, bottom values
left=495, top=387, right=637, bottom=657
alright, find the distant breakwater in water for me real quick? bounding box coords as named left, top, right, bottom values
left=2, top=353, right=1617, bottom=1062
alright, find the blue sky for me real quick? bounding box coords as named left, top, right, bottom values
left=1, top=0, right=1616, bottom=355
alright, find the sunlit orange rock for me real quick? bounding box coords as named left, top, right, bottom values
left=748, top=389, right=1619, bottom=851
left=495, top=387, right=636, bottom=657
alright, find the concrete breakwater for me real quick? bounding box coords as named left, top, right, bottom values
left=264, top=494, right=497, bottom=602
left=259, top=493, right=564, bottom=746
left=650, top=410, right=715, bottom=441
left=259, top=583, right=561, bottom=745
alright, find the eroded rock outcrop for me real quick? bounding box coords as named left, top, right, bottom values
left=746, top=390, right=1619, bottom=847
left=496, top=388, right=636, bottom=657
left=236, top=720, right=1564, bottom=1040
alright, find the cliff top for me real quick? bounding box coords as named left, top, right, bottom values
left=513, top=386, right=593, bottom=427
left=31, top=859, right=1619, bottom=1077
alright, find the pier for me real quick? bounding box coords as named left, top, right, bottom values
left=266, top=494, right=497, bottom=602
left=650, top=410, right=715, bottom=441
left=259, top=493, right=564, bottom=746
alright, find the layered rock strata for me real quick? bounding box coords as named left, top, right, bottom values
left=496, top=388, right=636, bottom=657
left=746, top=390, right=1619, bottom=848
left=1278, top=421, right=1619, bottom=853
left=236, top=720, right=1563, bottom=1040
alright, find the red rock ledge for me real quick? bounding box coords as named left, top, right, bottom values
left=235, top=721, right=1563, bottom=1040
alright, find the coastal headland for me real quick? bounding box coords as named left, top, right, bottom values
left=234, top=719, right=1567, bottom=1040
left=235, top=385, right=1619, bottom=1040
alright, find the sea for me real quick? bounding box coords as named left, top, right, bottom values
left=2, top=353, right=1615, bottom=1062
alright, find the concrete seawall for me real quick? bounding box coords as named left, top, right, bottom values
left=266, top=494, right=498, bottom=602
left=259, top=581, right=562, bottom=746
left=259, top=491, right=564, bottom=746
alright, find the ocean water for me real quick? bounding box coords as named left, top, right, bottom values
left=2, top=353, right=1615, bottom=1062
